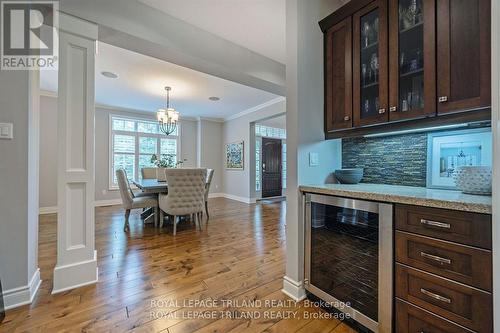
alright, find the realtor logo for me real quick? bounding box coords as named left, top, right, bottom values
left=1, top=1, right=58, bottom=70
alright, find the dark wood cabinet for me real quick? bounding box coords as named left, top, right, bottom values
left=395, top=204, right=493, bottom=333
left=436, top=0, right=491, bottom=114
left=325, top=17, right=353, bottom=131
left=388, top=0, right=436, bottom=121
left=352, top=0, right=389, bottom=127
left=320, top=0, right=491, bottom=138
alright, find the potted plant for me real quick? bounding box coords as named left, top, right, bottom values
left=150, top=155, right=184, bottom=182
left=151, top=154, right=174, bottom=182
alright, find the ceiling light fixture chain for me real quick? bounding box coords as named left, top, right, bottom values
left=157, top=86, right=180, bottom=136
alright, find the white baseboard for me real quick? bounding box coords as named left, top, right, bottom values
left=39, top=206, right=58, bottom=214
left=40, top=200, right=122, bottom=214
left=282, top=275, right=306, bottom=302
left=208, top=192, right=225, bottom=199
left=3, top=268, right=42, bottom=310
left=220, top=193, right=256, bottom=204
left=52, top=250, right=98, bottom=294
left=94, top=199, right=122, bottom=207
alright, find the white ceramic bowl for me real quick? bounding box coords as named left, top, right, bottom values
left=453, top=166, right=492, bottom=195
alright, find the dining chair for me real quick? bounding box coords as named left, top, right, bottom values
left=204, top=169, right=214, bottom=220
left=141, top=167, right=157, bottom=180
left=158, top=168, right=207, bottom=235
left=116, top=169, right=159, bottom=231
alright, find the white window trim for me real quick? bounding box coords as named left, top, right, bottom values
left=108, top=114, right=182, bottom=190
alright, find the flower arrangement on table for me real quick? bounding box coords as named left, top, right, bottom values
left=150, top=154, right=184, bottom=181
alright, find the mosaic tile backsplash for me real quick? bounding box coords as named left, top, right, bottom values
left=342, top=133, right=428, bottom=187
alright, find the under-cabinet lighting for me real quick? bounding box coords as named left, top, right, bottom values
left=363, top=122, right=490, bottom=138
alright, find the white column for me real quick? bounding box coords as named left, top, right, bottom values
left=52, top=14, right=98, bottom=294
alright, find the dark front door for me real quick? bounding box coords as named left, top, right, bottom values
left=261, top=138, right=282, bottom=198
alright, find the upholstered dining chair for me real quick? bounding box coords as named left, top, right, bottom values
left=141, top=167, right=157, bottom=180
left=116, top=169, right=159, bottom=232
left=158, top=168, right=207, bottom=235
left=204, top=169, right=214, bottom=220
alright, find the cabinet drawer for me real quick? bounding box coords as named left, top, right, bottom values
left=396, top=264, right=492, bottom=332
left=395, top=204, right=491, bottom=249
left=396, top=299, right=475, bottom=333
left=395, top=231, right=492, bottom=291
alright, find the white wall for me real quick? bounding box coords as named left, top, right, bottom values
left=0, top=70, right=40, bottom=308
left=38, top=95, right=199, bottom=207
left=222, top=99, right=286, bottom=201
left=283, top=0, right=343, bottom=300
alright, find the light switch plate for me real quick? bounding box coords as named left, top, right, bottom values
left=309, top=152, right=319, bottom=167
left=0, top=123, right=13, bottom=139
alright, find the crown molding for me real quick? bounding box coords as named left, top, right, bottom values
left=224, top=96, right=286, bottom=121
left=40, top=90, right=284, bottom=123
left=196, top=116, right=225, bottom=123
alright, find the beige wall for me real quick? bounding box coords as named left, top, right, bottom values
left=38, top=95, right=199, bottom=207
left=197, top=119, right=223, bottom=194
left=283, top=0, right=344, bottom=299
left=222, top=100, right=286, bottom=201
left=0, top=70, right=39, bottom=295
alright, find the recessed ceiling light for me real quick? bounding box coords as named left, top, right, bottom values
left=101, top=71, right=118, bottom=79
left=209, top=96, right=220, bottom=101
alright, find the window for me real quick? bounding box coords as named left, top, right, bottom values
left=110, top=115, right=180, bottom=188
left=282, top=142, right=287, bottom=189
left=255, top=124, right=286, bottom=139
left=255, top=138, right=261, bottom=191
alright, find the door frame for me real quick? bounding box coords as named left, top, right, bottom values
left=261, top=137, right=283, bottom=198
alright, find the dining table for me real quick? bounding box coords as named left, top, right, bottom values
left=133, top=178, right=168, bottom=194
left=132, top=179, right=168, bottom=224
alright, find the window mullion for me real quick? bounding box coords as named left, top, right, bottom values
left=135, top=132, right=139, bottom=182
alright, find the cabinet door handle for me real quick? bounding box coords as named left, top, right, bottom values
left=438, top=96, right=448, bottom=103
left=420, top=252, right=452, bottom=265
left=389, top=106, right=397, bottom=112
left=420, top=219, right=451, bottom=230
left=420, top=288, right=452, bottom=304
left=343, top=115, right=351, bottom=121
left=378, top=108, right=386, bottom=114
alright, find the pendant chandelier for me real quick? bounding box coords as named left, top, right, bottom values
left=157, top=86, right=180, bottom=135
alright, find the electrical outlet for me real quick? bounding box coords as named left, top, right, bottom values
left=102, top=189, right=107, bottom=195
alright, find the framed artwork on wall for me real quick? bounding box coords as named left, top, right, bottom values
left=427, top=128, right=492, bottom=189
left=225, top=141, right=244, bottom=170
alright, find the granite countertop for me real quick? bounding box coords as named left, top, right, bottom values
left=299, top=183, right=492, bottom=214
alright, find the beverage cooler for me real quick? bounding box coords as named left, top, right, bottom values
left=304, top=194, right=393, bottom=333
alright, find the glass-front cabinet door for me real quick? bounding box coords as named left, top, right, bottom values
left=389, top=0, right=436, bottom=121
left=353, top=0, right=388, bottom=127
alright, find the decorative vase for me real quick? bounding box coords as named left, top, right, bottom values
left=453, top=166, right=492, bottom=195
left=156, top=167, right=167, bottom=182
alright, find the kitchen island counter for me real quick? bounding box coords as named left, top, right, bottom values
left=299, top=183, right=492, bottom=214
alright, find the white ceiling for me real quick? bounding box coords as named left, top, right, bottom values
left=138, top=0, right=286, bottom=64
left=40, top=42, right=281, bottom=119
left=258, top=114, right=286, bottom=129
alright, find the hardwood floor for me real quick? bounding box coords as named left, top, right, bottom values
left=0, top=198, right=358, bottom=333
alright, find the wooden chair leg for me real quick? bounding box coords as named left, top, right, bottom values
left=197, top=212, right=202, bottom=231
left=205, top=201, right=209, bottom=222
left=159, top=209, right=164, bottom=228
left=124, top=209, right=131, bottom=232
left=154, top=206, right=159, bottom=227
left=173, top=215, right=177, bottom=236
